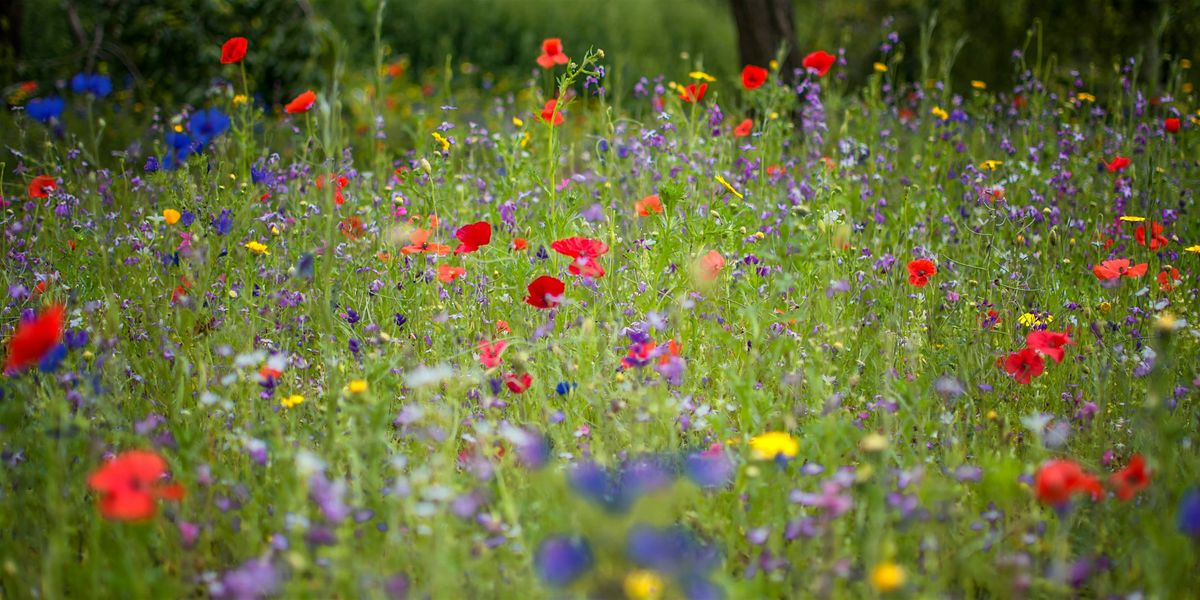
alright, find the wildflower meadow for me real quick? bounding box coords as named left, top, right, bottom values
left=2, top=9, right=1200, bottom=600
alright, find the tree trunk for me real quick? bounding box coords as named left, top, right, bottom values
left=728, top=0, right=801, bottom=78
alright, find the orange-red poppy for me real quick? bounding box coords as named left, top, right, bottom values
left=536, top=38, right=569, bottom=69
left=285, top=90, right=317, bottom=114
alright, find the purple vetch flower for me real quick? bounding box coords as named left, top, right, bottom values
left=212, top=209, right=233, bottom=236
left=309, top=471, right=350, bottom=523
left=211, top=558, right=278, bottom=600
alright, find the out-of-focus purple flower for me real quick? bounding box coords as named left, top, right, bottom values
left=309, top=471, right=350, bottom=523
left=684, top=446, right=733, bottom=489
left=626, top=524, right=721, bottom=577
left=211, top=558, right=278, bottom=600
left=1179, top=488, right=1200, bottom=540
left=534, top=536, right=593, bottom=586
left=567, top=457, right=675, bottom=513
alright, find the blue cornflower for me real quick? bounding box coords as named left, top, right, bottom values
left=25, top=96, right=64, bottom=123
left=187, top=108, right=231, bottom=147
left=70, top=73, right=112, bottom=98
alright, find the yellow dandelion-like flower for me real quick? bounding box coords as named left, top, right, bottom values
left=715, top=175, right=744, bottom=200
left=769, top=59, right=779, bottom=71
left=244, top=240, right=270, bottom=255
left=931, top=106, right=949, bottom=121
left=873, top=62, right=888, bottom=73
left=748, top=431, right=799, bottom=461
left=281, top=394, right=304, bottom=409
left=162, top=209, right=181, bottom=225
left=1185, top=244, right=1200, bottom=253
left=1119, top=215, right=1146, bottom=222
left=1077, top=92, right=1096, bottom=103
left=971, top=80, right=987, bottom=90
left=623, top=570, right=664, bottom=600
left=348, top=379, right=368, bottom=394
left=980, top=160, right=1003, bottom=171
left=512, top=116, right=524, bottom=128
left=870, top=561, right=906, bottom=592
left=432, top=131, right=450, bottom=152
left=233, top=94, right=249, bottom=105
left=688, top=71, right=716, bottom=82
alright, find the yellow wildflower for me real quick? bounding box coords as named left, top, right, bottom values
left=1119, top=215, right=1145, bottom=222
left=233, top=94, right=249, bottom=105
left=980, top=160, right=1003, bottom=171
left=688, top=71, right=716, bottom=82
left=1185, top=245, right=1200, bottom=253
left=860, top=432, right=888, bottom=453
left=281, top=394, right=304, bottom=409
left=748, top=431, right=799, bottom=461
left=971, top=80, right=987, bottom=90
left=870, top=561, right=906, bottom=593
left=432, top=131, right=450, bottom=152
left=623, top=570, right=664, bottom=600
left=769, top=59, right=779, bottom=70
left=162, top=209, right=181, bottom=225
left=244, top=240, right=270, bottom=255
left=1077, top=92, right=1095, bottom=103
left=348, top=379, right=368, bottom=394
left=873, top=62, right=888, bottom=73
left=715, top=175, right=744, bottom=200
left=512, top=116, right=524, bottom=127
left=931, top=106, right=949, bottom=121
left=1017, top=312, right=1052, bottom=327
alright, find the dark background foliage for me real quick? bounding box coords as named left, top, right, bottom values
left=3, top=0, right=1198, bottom=104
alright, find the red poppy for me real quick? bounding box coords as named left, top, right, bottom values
left=1003, top=347, right=1045, bottom=384
left=4, top=303, right=64, bottom=373
left=340, top=216, right=365, bottom=240
left=1109, top=454, right=1150, bottom=501
left=401, top=219, right=451, bottom=255
left=285, top=90, right=317, bottom=114
left=316, top=174, right=349, bottom=205
left=454, top=221, right=492, bottom=254
left=525, top=275, right=565, bottom=309
left=437, top=265, right=465, bottom=283
left=1092, top=259, right=1148, bottom=281
left=536, top=38, right=569, bottom=69
left=1158, top=267, right=1180, bottom=292
left=505, top=372, right=533, bottom=393
left=1105, top=156, right=1131, bottom=173
left=802, top=51, right=836, bottom=77
left=1026, top=330, right=1072, bottom=364
left=511, top=237, right=528, bottom=251
left=1035, top=459, right=1103, bottom=505
left=696, top=250, right=725, bottom=281
left=1165, top=117, right=1181, bottom=134
left=635, top=194, right=663, bottom=216
left=741, top=65, right=768, bottom=90
left=28, top=175, right=56, bottom=198
left=479, top=339, right=507, bottom=369
left=220, top=37, right=248, bottom=64
left=733, top=118, right=753, bottom=137
left=906, top=259, right=937, bottom=287
left=1134, top=221, right=1168, bottom=250
left=540, top=99, right=565, bottom=126
left=171, top=277, right=192, bottom=305
left=679, top=82, right=707, bottom=103
left=551, top=237, right=609, bottom=278
left=87, top=450, right=184, bottom=521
